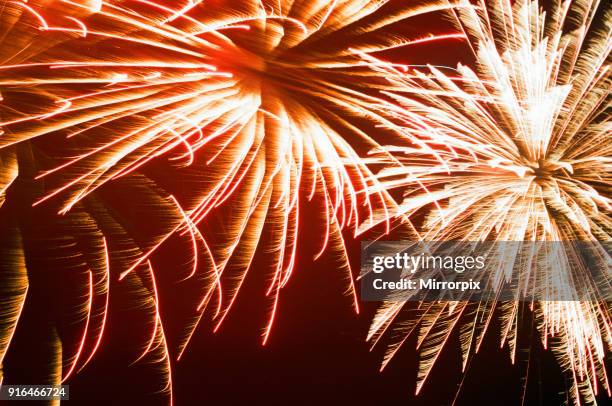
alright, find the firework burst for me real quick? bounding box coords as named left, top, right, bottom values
left=365, top=0, right=611, bottom=403
left=0, top=0, right=470, bottom=399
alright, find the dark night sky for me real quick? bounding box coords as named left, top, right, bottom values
left=2, top=1, right=610, bottom=405
left=60, top=226, right=578, bottom=406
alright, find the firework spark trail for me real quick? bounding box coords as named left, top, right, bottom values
left=0, top=0, right=473, bottom=388
left=133, top=260, right=173, bottom=406
left=0, top=166, right=186, bottom=402
left=363, top=0, right=611, bottom=403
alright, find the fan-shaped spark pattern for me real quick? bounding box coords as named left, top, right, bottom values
left=365, top=0, right=611, bottom=403
left=0, top=0, right=466, bottom=395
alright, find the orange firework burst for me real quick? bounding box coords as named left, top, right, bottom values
left=0, top=0, right=469, bottom=400
left=364, top=0, right=611, bottom=404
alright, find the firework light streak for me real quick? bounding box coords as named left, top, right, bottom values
left=0, top=0, right=472, bottom=397
left=364, top=0, right=611, bottom=403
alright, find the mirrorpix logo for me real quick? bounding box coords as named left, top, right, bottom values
left=370, top=253, right=483, bottom=292
left=360, top=244, right=487, bottom=301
